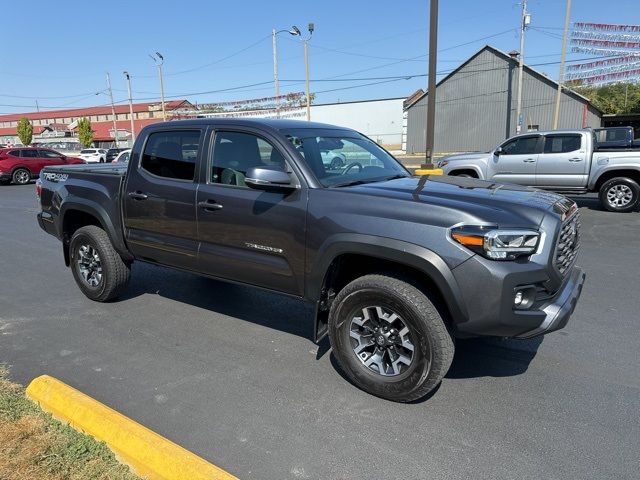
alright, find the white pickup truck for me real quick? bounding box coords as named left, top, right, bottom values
left=439, top=129, right=640, bottom=212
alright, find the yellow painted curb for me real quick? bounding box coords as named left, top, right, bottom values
left=26, top=375, right=238, bottom=480
left=414, top=168, right=444, bottom=176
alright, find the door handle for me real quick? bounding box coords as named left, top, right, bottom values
left=198, top=200, right=223, bottom=211
left=128, top=191, right=148, bottom=200
left=568, top=157, right=583, bottom=162
left=523, top=158, right=536, bottom=163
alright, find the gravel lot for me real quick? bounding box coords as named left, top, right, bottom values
left=1, top=183, right=638, bottom=480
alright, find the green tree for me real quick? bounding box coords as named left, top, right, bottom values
left=16, top=117, right=33, bottom=145
left=573, top=82, right=640, bottom=115
left=77, top=117, right=93, bottom=148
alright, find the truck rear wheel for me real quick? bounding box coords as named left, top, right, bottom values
left=599, top=177, right=640, bottom=213
left=69, top=225, right=130, bottom=302
left=328, top=274, right=454, bottom=402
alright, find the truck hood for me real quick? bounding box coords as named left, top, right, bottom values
left=340, top=175, right=569, bottom=227
left=439, top=151, right=491, bottom=164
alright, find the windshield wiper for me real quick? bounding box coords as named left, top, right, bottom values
left=332, top=174, right=410, bottom=188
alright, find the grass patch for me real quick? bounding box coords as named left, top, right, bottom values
left=0, top=365, right=141, bottom=480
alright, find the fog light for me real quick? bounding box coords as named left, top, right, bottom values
left=514, top=291, right=524, bottom=306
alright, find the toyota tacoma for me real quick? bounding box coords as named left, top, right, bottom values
left=37, top=118, right=585, bottom=402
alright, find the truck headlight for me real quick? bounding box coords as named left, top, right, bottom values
left=451, top=226, right=540, bottom=260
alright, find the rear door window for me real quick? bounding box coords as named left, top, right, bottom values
left=7, top=150, right=20, bottom=157
left=543, top=135, right=582, bottom=154
left=140, top=130, right=201, bottom=181
left=20, top=149, right=39, bottom=158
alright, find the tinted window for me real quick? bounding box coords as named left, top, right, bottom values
left=7, top=150, right=20, bottom=157
left=80, top=149, right=95, bottom=154
left=39, top=149, right=62, bottom=158
left=501, top=136, right=539, bottom=155
left=20, top=149, right=39, bottom=158
left=210, top=132, right=285, bottom=187
left=543, top=135, right=581, bottom=154
left=141, top=130, right=200, bottom=181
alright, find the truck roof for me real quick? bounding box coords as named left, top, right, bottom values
left=142, top=117, right=351, bottom=133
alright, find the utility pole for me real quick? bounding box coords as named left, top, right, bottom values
left=553, top=0, right=572, bottom=129
left=35, top=99, right=39, bottom=112
left=516, top=0, right=530, bottom=134
left=304, top=39, right=311, bottom=121
left=272, top=29, right=280, bottom=117
left=123, top=71, right=136, bottom=144
left=106, top=73, right=119, bottom=148
left=304, top=23, right=315, bottom=121
left=150, top=52, right=166, bottom=121
left=423, top=0, right=439, bottom=168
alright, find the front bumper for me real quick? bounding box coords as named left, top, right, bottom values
left=514, top=267, right=585, bottom=338
left=0, top=173, right=11, bottom=182
left=450, top=252, right=586, bottom=339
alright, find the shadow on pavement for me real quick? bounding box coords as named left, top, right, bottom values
left=122, top=262, right=314, bottom=339
left=120, top=263, right=544, bottom=372
left=446, top=336, right=543, bottom=379
left=567, top=195, right=606, bottom=212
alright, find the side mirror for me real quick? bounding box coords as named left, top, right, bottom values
left=494, top=147, right=504, bottom=156
left=245, top=165, right=295, bottom=190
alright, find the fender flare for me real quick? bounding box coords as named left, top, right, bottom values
left=588, top=165, right=640, bottom=191
left=307, top=234, right=469, bottom=341
left=59, top=197, right=132, bottom=264
left=446, top=164, right=484, bottom=179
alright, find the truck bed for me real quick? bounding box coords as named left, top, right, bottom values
left=43, top=163, right=128, bottom=176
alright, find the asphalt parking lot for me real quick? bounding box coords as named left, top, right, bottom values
left=1, top=183, right=638, bottom=480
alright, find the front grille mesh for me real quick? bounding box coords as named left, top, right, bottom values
left=554, top=213, right=581, bottom=276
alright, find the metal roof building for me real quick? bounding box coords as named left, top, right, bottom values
left=403, top=45, right=602, bottom=154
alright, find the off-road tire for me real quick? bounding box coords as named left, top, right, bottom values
left=69, top=225, right=130, bottom=302
left=598, top=177, right=640, bottom=213
left=328, top=273, right=454, bottom=402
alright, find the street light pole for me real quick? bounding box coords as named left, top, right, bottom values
left=516, top=0, right=529, bottom=134
left=106, top=73, right=119, bottom=148
left=553, top=0, right=572, bottom=129
left=272, top=27, right=299, bottom=118
left=151, top=52, right=166, bottom=121
left=123, top=71, right=136, bottom=144
left=423, top=0, right=438, bottom=168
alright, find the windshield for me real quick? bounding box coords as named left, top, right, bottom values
left=80, top=149, right=95, bottom=154
left=282, top=129, right=409, bottom=187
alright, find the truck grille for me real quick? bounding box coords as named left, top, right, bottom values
left=554, top=212, right=581, bottom=277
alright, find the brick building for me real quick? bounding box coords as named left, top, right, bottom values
left=0, top=100, right=194, bottom=150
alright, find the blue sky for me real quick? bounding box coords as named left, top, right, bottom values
left=0, top=0, right=636, bottom=114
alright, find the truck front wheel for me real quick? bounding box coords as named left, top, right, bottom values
left=328, top=274, right=454, bottom=402
left=69, top=225, right=130, bottom=302
left=599, top=177, right=640, bottom=213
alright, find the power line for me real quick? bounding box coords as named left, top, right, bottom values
left=131, top=35, right=272, bottom=78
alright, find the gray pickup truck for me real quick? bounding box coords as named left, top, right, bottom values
left=439, top=129, right=640, bottom=212
left=37, top=118, right=585, bottom=402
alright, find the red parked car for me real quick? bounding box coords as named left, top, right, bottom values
left=0, top=147, right=85, bottom=185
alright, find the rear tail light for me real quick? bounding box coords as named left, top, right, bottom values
left=35, top=178, right=42, bottom=199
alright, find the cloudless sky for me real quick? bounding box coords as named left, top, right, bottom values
left=0, top=0, right=637, bottom=114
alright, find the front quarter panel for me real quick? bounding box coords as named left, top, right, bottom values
left=442, top=155, right=489, bottom=179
